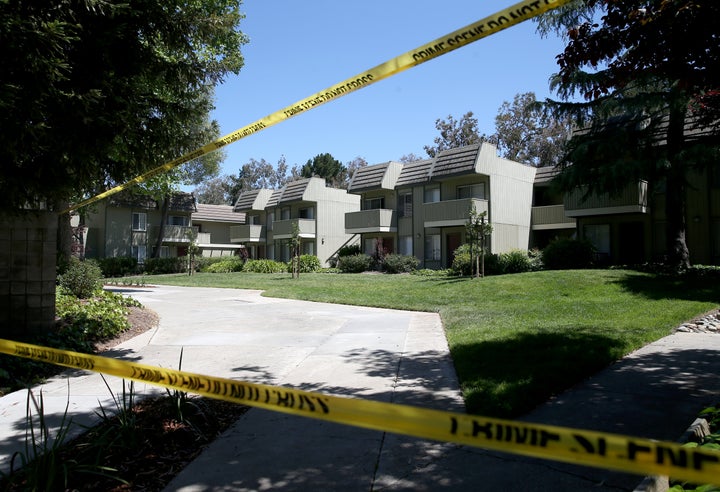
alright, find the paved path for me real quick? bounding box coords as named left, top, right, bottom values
left=2, top=285, right=719, bottom=491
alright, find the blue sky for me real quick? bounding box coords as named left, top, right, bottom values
left=207, top=0, right=568, bottom=180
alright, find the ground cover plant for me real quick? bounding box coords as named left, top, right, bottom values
left=134, top=269, right=720, bottom=417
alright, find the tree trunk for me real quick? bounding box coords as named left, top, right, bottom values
left=664, top=101, right=691, bottom=271
left=151, top=196, right=170, bottom=258
left=55, top=200, right=73, bottom=271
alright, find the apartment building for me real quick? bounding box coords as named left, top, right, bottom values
left=347, top=143, right=537, bottom=269
left=232, top=177, right=360, bottom=267
left=191, top=204, right=246, bottom=257
left=82, top=191, right=197, bottom=263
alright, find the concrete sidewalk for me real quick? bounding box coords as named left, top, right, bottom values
left=1, top=285, right=719, bottom=491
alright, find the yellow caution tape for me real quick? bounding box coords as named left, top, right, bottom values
left=63, top=0, right=573, bottom=214
left=1, top=338, right=718, bottom=485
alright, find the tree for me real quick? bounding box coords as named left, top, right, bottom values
left=465, top=208, right=492, bottom=278
left=399, top=153, right=424, bottom=163
left=194, top=176, right=236, bottom=205
left=301, top=153, right=346, bottom=187
left=424, top=112, right=494, bottom=158
left=226, top=155, right=293, bottom=201
left=541, top=0, right=720, bottom=271
left=339, top=156, right=368, bottom=188
left=494, top=92, right=571, bottom=167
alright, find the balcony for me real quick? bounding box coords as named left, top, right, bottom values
left=273, top=218, right=316, bottom=239
left=564, top=180, right=648, bottom=217
left=531, top=205, right=576, bottom=230
left=196, top=232, right=212, bottom=244
left=230, top=224, right=266, bottom=243
left=345, top=209, right=396, bottom=233
left=423, top=198, right=488, bottom=228
left=150, top=225, right=197, bottom=244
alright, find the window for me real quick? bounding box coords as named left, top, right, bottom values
left=399, top=192, right=413, bottom=218
left=132, top=212, right=147, bottom=231
left=424, top=186, right=440, bottom=203
left=424, top=234, right=441, bottom=261
left=268, top=212, right=274, bottom=230
left=302, top=241, right=314, bottom=256
left=364, top=197, right=384, bottom=210
left=168, top=215, right=188, bottom=226
left=399, top=236, right=413, bottom=256
left=584, top=224, right=610, bottom=256
left=280, top=207, right=291, bottom=220
left=457, top=183, right=486, bottom=200
left=131, top=245, right=147, bottom=263
left=299, top=207, right=315, bottom=219
left=248, top=215, right=261, bottom=225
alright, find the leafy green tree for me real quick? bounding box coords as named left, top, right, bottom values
left=541, top=0, right=720, bottom=270
left=465, top=208, right=492, bottom=278
left=194, top=175, right=237, bottom=205
left=301, top=153, right=346, bottom=187
left=0, top=1, right=247, bottom=212
left=424, top=112, right=495, bottom=158
left=494, top=92, right=571, bottom=167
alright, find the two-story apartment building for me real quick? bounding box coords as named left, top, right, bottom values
left=191, top=204, right=246, bottom=257
left=232, top=177, right=360, bottom=267
left=83, top=191, right=197, bottom=263
left=530, top=166, right=577, bottom=250
left=346, top=143, right=537, bottom=269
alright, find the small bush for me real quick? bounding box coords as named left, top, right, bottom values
left=243, top=259, right=287, bottom=273
left=337, top=254, right=372, bottom=273
left=383, top=254, right=419, bottom=274
left=337, top=244, right=361, bottom=257
left=204, top=257, right=245, bottom=273
left=55, top=289, right=133, bottom=341
left=542, top=238, right=596, bottom=270
left=57, top=258, right=103, bottom=298
left=97, top=256, right=138, bottom=277
left=450, top=244, right=499, bottom=276
left=499, top=249, right=533, bottom=274
left=288, top=255, right=321, bottom=273
left=143, top=257, right=187, bottom=275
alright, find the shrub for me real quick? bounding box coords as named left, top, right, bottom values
left=243, top=259, right=287, bottom=273
left=450, top=244, right=500, bottom=276
left=97, top=256, right=138, bottom=277
left=337, top=254, right=372, bottom=273
left=204, top=257, right=245, bottom=273
left=541, top=238, right=596, bottom=270
left=383, top=254, right=419, bottom=274
left=337, top=244, right=361, bottom=257
left=57, top=258, right=103, bottom=298
left=499, top=249, right=533, bottom=274
left=288, top=255, right=321, bottom=273
left=143, top=257, right=186, bottom=275
left=55, top=290, right=133, bottom=341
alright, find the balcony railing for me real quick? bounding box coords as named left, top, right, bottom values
left=423, top=198, right=488, bottom=227
left=273, top=218, right=316, bottom=238
left=345, top=209, right=396, bottom=233
left=149, top=225, right=197, bottom=243
left=564, top=180, right=648, bottom=217
left=229, top=224, right=266, bottom=243
left=531, top=205, right=576, bottom=230
left=196, top=232, right=212, bottom=244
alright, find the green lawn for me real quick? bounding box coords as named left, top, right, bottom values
left=134, top=269, right=720, bottom=418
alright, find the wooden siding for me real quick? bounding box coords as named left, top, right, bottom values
left=565, top=181, right=648, bottom=217
left=273, top=218, right=316, bottom=238
left=230, top=224, right=266, bottom=243
left=423, top=198, right=488, bottom=227
left=531, top=205, right=576, bottom=230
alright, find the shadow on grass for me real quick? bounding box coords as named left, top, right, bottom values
left=613, top=272, right=720, bottom=303
left=452, top=330, right=626, bottom=419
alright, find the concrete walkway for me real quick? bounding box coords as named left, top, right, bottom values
left=1, top=285, right=719, bottom=491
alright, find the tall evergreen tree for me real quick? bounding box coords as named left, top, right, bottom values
left=541, top=0, right=720, bottom=270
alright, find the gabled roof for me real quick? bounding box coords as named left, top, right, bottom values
left=348, top=161, right=403, bottom=192
left=266, top=189, right=283, bottom=208
left=534, top=166, right=559, bottom=185
left=430, top=144, right=481, bottom=178
left=279, top=178, right=312, bottom=203
left=395, top=158, right=433, bottom=187
left=234, top=188, right=274, bottom=212
left=193, top=204, right=245, bottom=224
